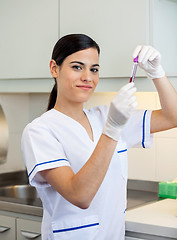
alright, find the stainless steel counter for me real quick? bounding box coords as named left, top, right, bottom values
left=0, top=171, right=42, bottom=216
left=0, top=199, right=42, bottom=216
left=127, top=179, right=159, bottom=210
left=0, top=171, right=159, bottom=216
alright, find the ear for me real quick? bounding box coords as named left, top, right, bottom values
left=49, top=60, right=59, bottom=78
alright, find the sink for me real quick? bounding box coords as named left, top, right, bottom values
left=0, top=184, right=39, bottom=199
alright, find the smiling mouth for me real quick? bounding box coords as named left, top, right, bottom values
left=76, top=85, right=93, bottom=90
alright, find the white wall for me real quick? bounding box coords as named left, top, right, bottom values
left=29, top=93, right=49, bottom=122
left=0, top=93, right=49, bottom=174
left=0, top=94, right=29, bottom=173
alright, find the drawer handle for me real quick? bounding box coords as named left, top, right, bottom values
left=21, top=230, right=41, bottom=239
left=0, top=226, right=10, bottom=233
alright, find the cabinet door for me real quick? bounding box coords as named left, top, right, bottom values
left=125, top=237, right=146, bottom=240
left=0, top=215, right=16, bottom=240
left=152, top=0, right=177, bottom=76
left=0, top=0, right=58, bottom=79
left=60, top=0, right=148, bottom=78
left=17, top=218, right=41, bottom=240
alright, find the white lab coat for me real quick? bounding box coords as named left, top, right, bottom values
left=21, top=106, right=153, bottom=240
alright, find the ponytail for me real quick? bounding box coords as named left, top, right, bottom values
left=47, top=82, right=57, bottom=110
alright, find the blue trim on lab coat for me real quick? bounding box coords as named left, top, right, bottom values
left=53, top=222, right=99, bottom=233
left=28, top=159, right=69, bottom=177
left=142, top=110, right=147, bottom=148
left=117, top=149, right=127, bottom=154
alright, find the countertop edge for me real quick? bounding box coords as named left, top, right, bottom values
left=0, top=200, right=43, bottom=217
left=125, top=220, right=177, bottom=239
left=125, top=199, right=177, bottom=239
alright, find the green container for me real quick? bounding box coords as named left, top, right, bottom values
left=159, top=181, right=177, bottom=199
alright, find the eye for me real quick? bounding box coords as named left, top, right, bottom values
left=72, top=65, right=82, bottom=70
left=91, top=68, right=99, bottom=73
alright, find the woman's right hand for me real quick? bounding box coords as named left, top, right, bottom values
left=40, top=84, right=137, bottom=209
left=103, top=82, right=137, bottom=141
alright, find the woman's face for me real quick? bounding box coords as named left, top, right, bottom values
left=51, top=48, right=99, bottom=104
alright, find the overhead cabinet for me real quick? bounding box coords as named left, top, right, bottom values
left=0, top=0, right=58, bottom=79
left=152, top=0, right=177, bottom=76
left=59, top=0, right=148, bottom=78
left=0, top=0, right=176, bottom=82
left=60, top=0, right=177, bottom=78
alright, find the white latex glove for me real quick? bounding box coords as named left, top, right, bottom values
left=103, top=82, right=137, bottom=141
left=133, top=45, right=165, bottom=79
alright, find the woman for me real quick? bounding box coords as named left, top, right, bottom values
left=21, top=34, right=177, bottom=240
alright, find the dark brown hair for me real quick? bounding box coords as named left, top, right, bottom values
left=47, top=34, right=100, bottom=110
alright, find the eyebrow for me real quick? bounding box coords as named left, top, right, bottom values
left=70, top=61, right=100, bottom=67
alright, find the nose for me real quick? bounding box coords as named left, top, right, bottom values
left=80, top=69, right=92, bottom=82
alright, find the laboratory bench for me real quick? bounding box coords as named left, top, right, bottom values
left=127, top=179, right=159, bottom=210
left=0, top=171, right=159, bottom=217
left=0, top=171, right=42, bottom=216
left=0, top=189, right=158, bottom=217
left=126, top=180, right=177, bottom=239
left=125, top=199, right=177, bottom=239
left=0, top=171, right=176, bottom=240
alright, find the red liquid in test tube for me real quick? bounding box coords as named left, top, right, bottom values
left=129, top=56, right=138, bottom=83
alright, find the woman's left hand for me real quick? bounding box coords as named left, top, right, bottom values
left=133, top=45, right=165, bottom=80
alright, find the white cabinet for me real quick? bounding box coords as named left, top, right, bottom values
left=125, top=237, right=146, bottom=240
left=0, top=212, right=41, bottom=240
left=0, top=215, right=16, bottom=240
left=59, top=0, right=177, bottom=78
left=0, top=0, right=177, bottom=92
left=152, top=0, right=177, bottom=76
left=0, top=0, right=58, bottom=79
left=59, top=0, right=148, bottom=78
left=17, top=218, right=41, bottom=240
